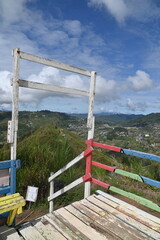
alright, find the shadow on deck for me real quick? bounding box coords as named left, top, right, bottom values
left=0, top=191, right=160, bottom=240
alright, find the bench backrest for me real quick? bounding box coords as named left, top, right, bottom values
left=0, top=160, right=20, bottom=195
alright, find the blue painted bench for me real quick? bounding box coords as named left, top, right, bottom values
left=0, top=159, right=25, bottom=224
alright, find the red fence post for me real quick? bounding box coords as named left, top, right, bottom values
left=85, top=139, right=93, bottom=181
left=83, top=139, right=93, bottom=198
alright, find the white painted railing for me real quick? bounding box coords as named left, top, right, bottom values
left=48, top=151, right=87, bottom=213
left=10, top=48, right=96, bottom=211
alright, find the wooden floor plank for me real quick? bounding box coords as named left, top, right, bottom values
left=96, top=191, right=160, bottom=225
left=32, top=218, right=67, bottom=240
left=95, top=193, right=160, bottom=232
left=73, top=200, right=151, bottom=240
left=18, top=222, right=45, bottom=240
left=44, top=214, right=81, bottom=240
left=53, top=212, right=91, bottom=240
left=1, top=191, right=158, bottom=240
left=65, top=204, right=121, bottom=240
left=56, top=207, right=113, bottom=240
left=0, top=226, right=21, bottom=240
left=86, top=195, right=160, bottom=240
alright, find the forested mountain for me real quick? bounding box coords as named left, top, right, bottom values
left=0, top=111, right=160, bottom=210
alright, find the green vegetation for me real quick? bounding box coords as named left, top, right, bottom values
left=0, top=111, right=160, bottom=212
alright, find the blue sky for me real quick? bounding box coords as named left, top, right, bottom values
left=0, top=0, right=160, bottom=114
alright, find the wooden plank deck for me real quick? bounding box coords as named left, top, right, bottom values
left=1, top=191, right=160, bottom=239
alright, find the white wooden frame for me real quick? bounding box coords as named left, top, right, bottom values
left=9, top=48, right=96, bottom=209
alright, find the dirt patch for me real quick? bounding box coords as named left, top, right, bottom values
left=16, top=208, right=47, bottom=225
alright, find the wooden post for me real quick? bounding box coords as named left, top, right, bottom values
left=87, top=71, right=96, bottom=130
left=49, top=173, right=54, bottom=213
left=84, top=70, right=96, bottom=198
left=10, top=48, right=20, bottom=161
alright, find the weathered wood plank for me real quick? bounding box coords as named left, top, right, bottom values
left=0, top=226, right=20, bottom=240
left=65, top=204, right=120, bottom=240
left=96, top=194, right=160, bottom=229
left=83, top=196, right=160, bottom=239
left=11, top=48, right=20, bottom=161
left=18, top=222, right=45, bottom=240
left=0, top=169, right=9, bottom=186
left=19, top=79, right=89, bottom=97
left=88, top=195, right=160, bottom=240
left=96, top=191, right=160, bottom=225
left=87, top=71, right=96, bottom=129
left=48, top=152, right=85, bottom=182
left=96, top=191, right=160, bottom=231
left=19, top=50, right=91, bottom=77
left=56, top=207, right=109, bottom=240
left=53, top=212, right=89, bottom=240
left=44, top=214, right=81, bottom=240
left=48, top=177, right=83, bottom=202
left=72, top=200, right=150, bottom=240
left=32, top=218, right=67, bottom=240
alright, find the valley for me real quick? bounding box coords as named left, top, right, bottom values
left=0, top=110, right=159, bottom=215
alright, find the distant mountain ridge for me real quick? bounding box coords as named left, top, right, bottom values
left=123, top=113, right=160, bottom=127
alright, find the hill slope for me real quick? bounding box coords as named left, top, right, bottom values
left=123, top=113, right=160, bottom=127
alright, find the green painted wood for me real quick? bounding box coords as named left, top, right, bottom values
left=115, top=169, right=143, bottom=182
left=109, top=186, right=160, bottom=213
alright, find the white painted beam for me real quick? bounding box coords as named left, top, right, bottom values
left=11, top=48, right=20, bottom=161
left=19, top=51, right=91, bottom=77
left=48, top=177, right=83, bottom=202
left=48, top=152, right=85, bottom=182
left=19, top=79, right=89, bottom=97
left=87, top=71, right=96, bottom=129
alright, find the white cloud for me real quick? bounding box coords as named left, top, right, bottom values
left=88, top=0, right=159, bottom=24
left=89, top=0, right=128, bottom=24
left=23, top=67, right=119, bottom=105
left=96, top=75, right=118, bottom=103
left=0, top=71, right=12, bottom=109
left=0, top=0, right=111, bottom=76
left=126, top=98, right=136, bottom=111
left=126, top=98, right=148, bottom=112
left=0, top=65, right=120, bottom=111
left=64, top=20, right=82, bottom=36
left=127, top=70, right=153, bottom=91
left=0, top=0, right=27, bottom=24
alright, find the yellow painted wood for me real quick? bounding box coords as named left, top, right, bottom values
left=17, top=206, right=22, bottom=214
left=0, top=193, right=26, bottom=225
left=7, top=209, right=17, bottom=225
left=0, top=193, right=20, bottom=204
left=0, top=197, right=23, bottom=208
left=0, top=199, right=25, bottom=213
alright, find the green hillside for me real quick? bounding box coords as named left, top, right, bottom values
left=0, top=124, right=117, bottom=205
left=0, top=111, right=160, bottom=211
left=123, top=113, right=160, bottom=127
left=0, top=110, right=83, bottom=147
left=0, top=123, right=159, bottom=211
left=95, top=113, right=143, bottom=125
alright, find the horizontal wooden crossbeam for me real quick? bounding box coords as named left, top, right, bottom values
left=19, top=79, right=89, bottom=97
left=19, top=50, right=92, bottom=77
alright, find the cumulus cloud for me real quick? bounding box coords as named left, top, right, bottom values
left=127, top=98, right=136, bottom=111
left=127, top=70, right=153, bottom=91
left=23, top=67, right=119, bottom=105
left=0, top=0, right=27, bottom=24
left=64, top=20, right=82, bottom=36
left=0, top=71, right=12, bottom=109
left=88, top=0, right=159, bottom=24
left=96, top=75, right=118, bottom=103
left=126, top=98, right=147, bottom=112
left=0, top=65, right=120, bottom=110
left=0, top=0, right=110, bottom=76
left=89, top=0, right=128, bottom=24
